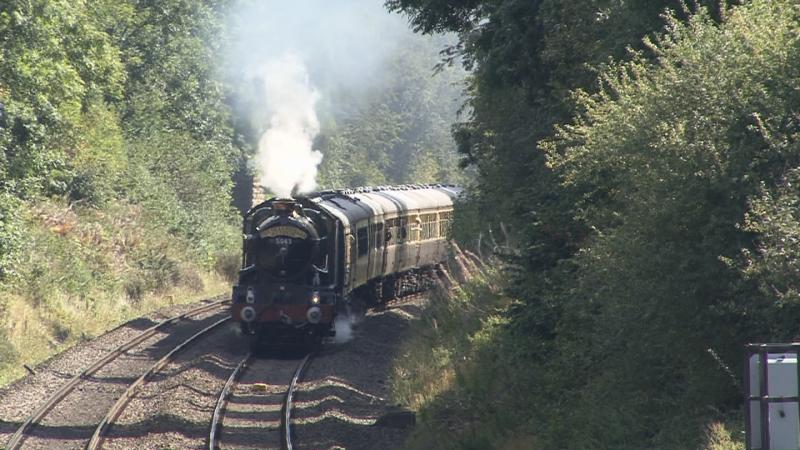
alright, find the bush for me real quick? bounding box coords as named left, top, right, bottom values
left=391, top=266, right=538, bottom=449
left=0, top=327, right=18, bottom=373
left=739, top=169, right=800, bottom=314
left=702, top=421, right=744, bottom=450
left=534, top=1, right=799, bottom=447
left=0, top=192, right=22, bottom=282
left=396, top=2, right=793, bottom=449
left=214, top=251, right=241, bottom=284
left=0, top=0, right=241, bottom=388
left=122, top=132, right=240, bottom=263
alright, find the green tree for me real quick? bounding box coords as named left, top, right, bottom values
left=538, top=2, right=800, bottom=447
left=109, top=0, right=240, bottom=258
left=386, top=0, right=793, bottom=448
left=0, top=0, right=240, bottom=275
left=0, top=0, right=124, bottom=196
left=316, top=34, right=466, bottom=189
left=387, top=0, right=735, bottom=295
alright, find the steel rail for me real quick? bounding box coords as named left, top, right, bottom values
left=282, top=353, right=312, bottom=450
left=5, top=299, right=228, bottom=450
left=208, top=352, right=251, bottom=450
left=86, top=316, right=231, bottom=450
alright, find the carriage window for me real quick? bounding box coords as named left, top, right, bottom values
left=421, top=213, right=438, bottom=240
left=385, top=219, right=392, bottom=243
left=357, top=227, right=368, bottom=256
left=385, top=219, right=397, bottom=244
left=439, top=210, right=453, bottom=237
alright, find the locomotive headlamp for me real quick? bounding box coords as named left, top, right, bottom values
left=310, top=292, right=320, bottom=305
left=246, top=287, right=255, bottom=304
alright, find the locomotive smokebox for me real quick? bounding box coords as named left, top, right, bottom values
left=241, top=306, right=256, bottom=322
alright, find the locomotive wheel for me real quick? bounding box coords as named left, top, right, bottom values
left=372, top=280, right=383, bottom=305
left=382, top=276, right=397, bottom=302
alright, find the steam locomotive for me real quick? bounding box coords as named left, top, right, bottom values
left=231, top=184, right=461, bottom=347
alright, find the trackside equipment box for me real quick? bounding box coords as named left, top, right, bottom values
left=747, top=343, right=800, bottom=450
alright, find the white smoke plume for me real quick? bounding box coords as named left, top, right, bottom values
left=333, top=305, right=365, bottom=344
left=252, top=54, right=323, bottom=197
left=225, top=0, right=458, bottom=197
left=333, top=314, right=355, bottom=344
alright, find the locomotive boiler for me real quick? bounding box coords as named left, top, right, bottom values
left=230, top=184, right=461, bottom=347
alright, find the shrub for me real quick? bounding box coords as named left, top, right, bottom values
left=0, top=192, right=22, bottom=282
left=214, top=251, right=241, bottom=284
left=0, top=327, right=18, bottom=373
left=536, top=1, right=799, bottom=447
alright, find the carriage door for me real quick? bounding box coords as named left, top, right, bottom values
left=344, top=230, right=355, bottom=289
left=372, top=221, right=384, bottom=278
left=381, top=220, right=390, bottom=276
left=355, top=223, right=369, bottom=286
left=396, top=217, right=408, bottom=271
left=410, top=213, right=422, bottom=267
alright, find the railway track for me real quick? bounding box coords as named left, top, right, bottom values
left=209, top=352, right=251, bottom=450
left=6, top=287, right=426, bottom=449
left=209, top=353, right=313, bottom=450
left=205, top=287, right=426, bottom=449
left=5, top=299, right=230, bottom=450
left=86, top=316, right=230, bottom=449
left=283, top=353, right=312, bottom=450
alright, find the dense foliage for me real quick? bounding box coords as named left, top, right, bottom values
left=0, top=0, right=240, bottom=270
left=0, top=0, right=240, bottom=381
left=316, top=35, right=467, bottom=188
left=5, top=2, right=797, bottom=448
left=389, top=0, right=799, bottom=448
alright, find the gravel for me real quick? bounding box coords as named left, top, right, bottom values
left=0, top=294, right=427, bottom=450
left=218, top=357, right=300, bottom=450
left=0, top=296, right=226, bottom=449
left=292, top=298, right=426, bottom=450
left=101, top=321, right=247, bottom=450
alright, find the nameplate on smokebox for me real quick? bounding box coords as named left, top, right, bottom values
left=261, top=226, right=308, bottom=239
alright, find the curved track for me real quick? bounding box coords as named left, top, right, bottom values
left=5, top=299, right=229, bottom=450
left=86, top=316, right=230, bottom=449
left=209, top=353, right=313, bottom=450
left=282, top=353, right=312, bottom=450
left=7, top=286, right=429, bottom=449
left=209, top=353, right=251, bottom=450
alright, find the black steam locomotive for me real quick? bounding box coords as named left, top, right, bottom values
left=230, top=184, right=461, bottom=346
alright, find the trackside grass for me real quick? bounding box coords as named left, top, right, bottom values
left=390, top=265, right=526, bottom=449
left=0, top=197, right=238, bottom=387
left=391, top=264, right=746, bottom=450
